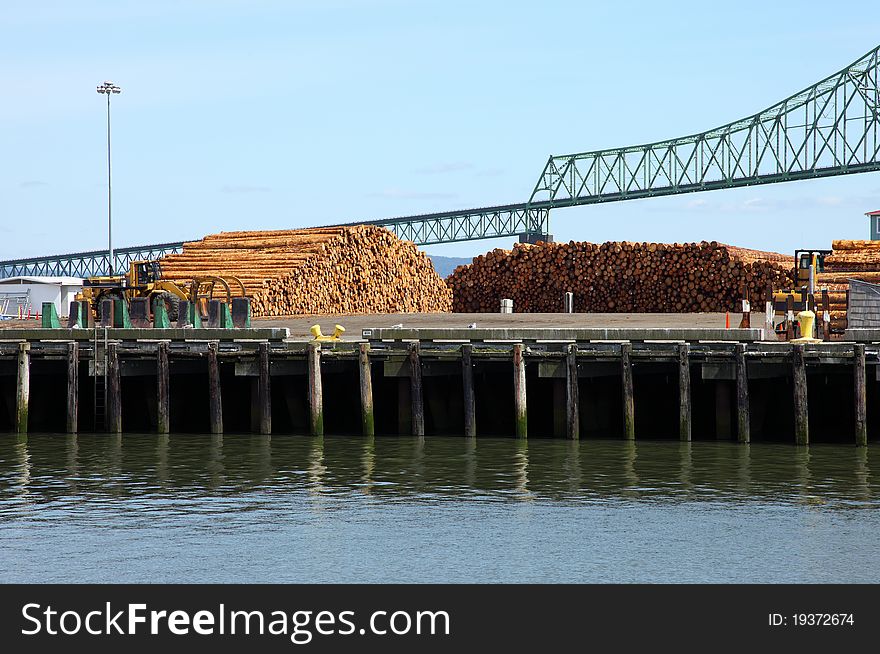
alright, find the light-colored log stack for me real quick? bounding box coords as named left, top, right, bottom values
left=447, top=240, right=795, bottom=313
left=160, top=226, right=452, bottom=316
left=817, top=240, right=880, bottom=328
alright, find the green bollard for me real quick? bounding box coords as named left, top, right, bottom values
left=113, top=298, right=132, bottom=328
left=41, top=302, right=61, bottom=328
left=152, top=297, right=171, bottom=328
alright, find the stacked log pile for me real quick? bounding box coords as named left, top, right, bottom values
left=818, top=240, right=880, bottom=328
left=448, top=240, right=795, bottom=313
left=160, top=226, right=452, bottom=316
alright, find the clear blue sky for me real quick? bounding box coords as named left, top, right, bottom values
left=2, top=0, right=879, bottom=261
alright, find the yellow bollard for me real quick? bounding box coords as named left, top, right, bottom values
left=310, top=324, right=346, bottom=341
left=790, top=310, right=821, bottom=344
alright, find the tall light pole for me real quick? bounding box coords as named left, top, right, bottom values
left=96, top=81, right=121, bottom=275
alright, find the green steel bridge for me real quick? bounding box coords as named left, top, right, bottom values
left=2, top=44, right=878, bottom=278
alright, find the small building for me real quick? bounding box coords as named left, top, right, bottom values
left=868, top=210, right=880, bottom=240
left=0, top=276, right=83, bottom=317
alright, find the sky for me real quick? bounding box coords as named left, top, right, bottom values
left=1, top=0, right=879, bottom=262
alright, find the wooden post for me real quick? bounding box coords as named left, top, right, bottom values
left=157, top=341, right=170, bottom=434
left=106, top=342, right=122, bottom=433
left=358, top=343, right=375, bottom=437
left=735, top=343, right=750, bottom=444
left=15, top=342, right=30, bottom=434
left=513, top=343, right=527, bottom=439
left=822, top=289, right=831, bottom=341
left=308, top=342, right=324, bottom=437
left=461, top=344, right=476, bottom=438
left=792, top=344, right=808, bottom=445
left=678, top=343, right=691, bottom=442
left=621, top=342, right=635, bottom=439
left=207, top=341, right=223, bottom=435
left=258, top=342, right=271, bottom=435
left=566, top=344, right=579, bottom=440
left=408, top=342, right=425, bottom=436
left=854, top=343, right=867, bottom=447
left=66, top=342, right=78, bottom=433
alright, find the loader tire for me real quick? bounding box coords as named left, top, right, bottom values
left=157, top=292, right=180, bottom=322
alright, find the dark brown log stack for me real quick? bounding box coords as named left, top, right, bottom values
left=160, top=226, right=452, bottom=317
left=447, top=240, right=795, bottom=313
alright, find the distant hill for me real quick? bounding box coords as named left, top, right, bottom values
left=428, top=255, right=472, bottom=278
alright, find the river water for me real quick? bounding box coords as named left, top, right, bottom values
left=1, top=434, right=878, bottom=583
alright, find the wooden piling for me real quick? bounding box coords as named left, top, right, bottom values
left=854, top=343, right=867, bottom=447
left=409, top=342, right=425, bottom=436
left=308, top=342, right=324, bottom=436
left=792, top=344, right=809, bottom=445
left=106, top=342, right=122, bottom=433
left=16, top=343, right=30, bottom=433
left=621, top=342, right=635, bottom=439
left=157, top=341, right=170, bottom=434
left=358, top=343, right=374, bottom=437
left=207, top=341, right=223, bottom=435
left=566, top=344, right=579, bottom=440
left=735, top=343, right=750, bottom=444
left=66, top=342, right=78, bottom=434
left=258, top=342, right=271, bottom=435
left=678, top=343, right=691, bottom=442
left=461, top=343, right=476, bottom=438
left=513, top=343, right=527, bottom=439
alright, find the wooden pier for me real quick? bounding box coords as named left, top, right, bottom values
left=0, top=326, right=877, bottom=443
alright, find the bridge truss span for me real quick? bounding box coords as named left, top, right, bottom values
left=356, top=203, right=551, bottom=246
left=530, top=45, right=880, bottom=206
left=0, top=242, right=185, bottom=279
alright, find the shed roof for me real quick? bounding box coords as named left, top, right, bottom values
left=866, top=210, right=880, bottom=216
left=0, top=276, right=83, bottom=285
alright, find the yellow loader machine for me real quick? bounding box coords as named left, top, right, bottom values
left=771, top=249, right=833, bottom=337
left=78, top=260, right=245, bottom=322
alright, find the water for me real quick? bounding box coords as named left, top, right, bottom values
left=1, top=434, right=879, bottom=583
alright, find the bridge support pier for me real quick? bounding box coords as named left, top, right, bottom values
left=519, top=232, right=553, bottom=244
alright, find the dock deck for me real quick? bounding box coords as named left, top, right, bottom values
left=1, top=323, right=877, bottom=443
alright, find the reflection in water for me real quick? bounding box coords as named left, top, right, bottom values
left=621, top=440, right=639, bottom=499
left=855, top=447, right=870, bottom=502
left=735, top=443, right=750, bottom=496
left=464, top=437, right=476, bottom=490
left=1, top=435, right=878, bottom=507
left=678, top=441, right=693, bottom=496
left=207, top=434, right=224, bottom=490
left=513, top=439, right=530, bottom=500
left=307, top=436, right=326, bottom=498
left=65, top=435, right=78, bottom=494
left=360, top=436, right=375, bottom=496
left=2, top=435, right=880, bottom=583
left=156, top=434, right=169, bottom=487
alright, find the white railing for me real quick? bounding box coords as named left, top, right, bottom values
left=0, top=291, right=32, bottom=319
